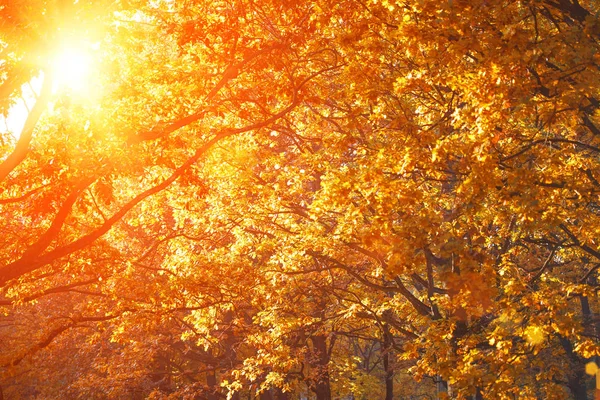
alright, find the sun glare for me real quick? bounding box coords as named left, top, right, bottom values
left=52, top=46, right=93, bottom=93
left=2, top=42, right=98, bottom=139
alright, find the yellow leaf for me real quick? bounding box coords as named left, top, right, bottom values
left=524, top=326, right=545, bottom=346
left=586, top=362, right=598, bottom=376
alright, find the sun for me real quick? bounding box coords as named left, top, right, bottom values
left=2, top=43, right=97, bottom=138
left=52, top=45, right=93, bottom=93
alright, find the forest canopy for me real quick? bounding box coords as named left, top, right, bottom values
left=1, top=0, right=600, bottom=399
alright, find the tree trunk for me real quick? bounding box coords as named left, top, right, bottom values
left=436, top=376, right=449, bottom=400
left=579, top=290, right=600, bottom=399
left=558, top=335, right=588, bottom=400
left=382, top=324, right=394, bottom=400
left=206, top=369, right=218, bottom=400
left=311, top=334, right=332, bottom=400
left=273, top=387, right=290, bottom=400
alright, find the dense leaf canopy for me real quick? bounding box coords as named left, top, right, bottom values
left=1, top=0, right=600, bottom=399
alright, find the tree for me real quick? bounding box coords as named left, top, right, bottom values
left=2, top=0, right=600, bottom=399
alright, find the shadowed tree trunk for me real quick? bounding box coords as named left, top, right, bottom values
left=436, top=376, right=449, bottom=400
left=311, top=334, right=331, bottom=400
left=474, top=387, right=484, bottom=400
left=206, top=369, right=218, bottom=400
left=558, top=335, right=587, bottom=400
left=382, top=324, right=394, bottom=400
left=273, top=387, right=290, bottom=400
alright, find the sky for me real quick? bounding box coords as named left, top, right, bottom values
left=1, top=76, right=43, bottom=140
